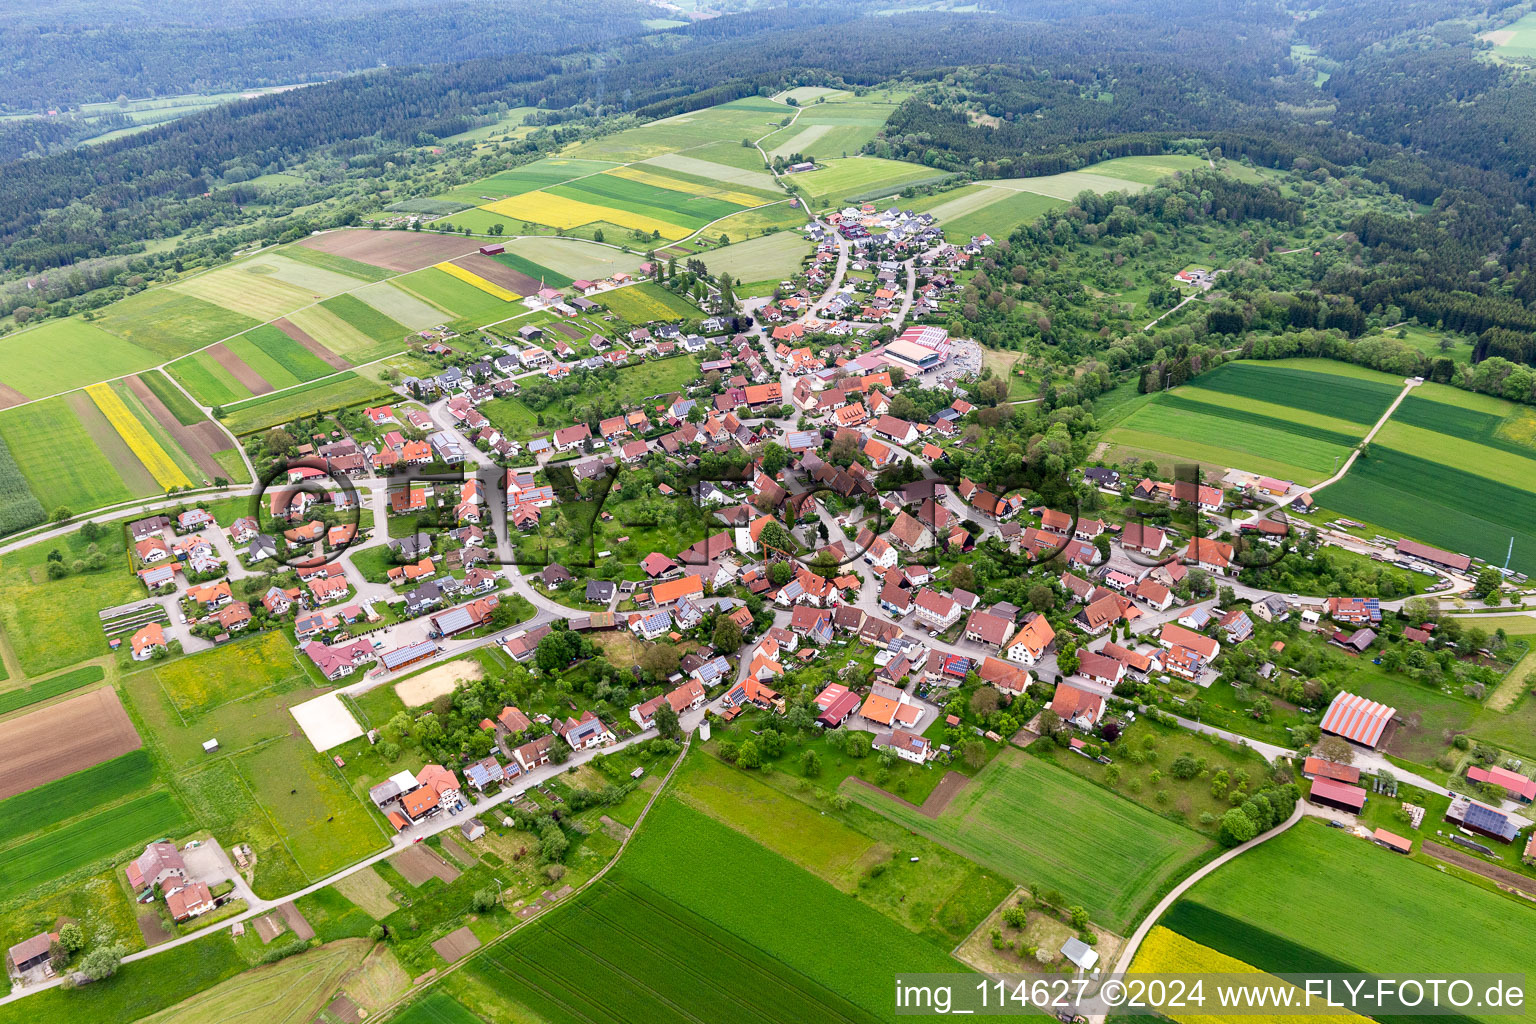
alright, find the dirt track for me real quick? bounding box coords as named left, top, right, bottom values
left=451, top=254, right=539, bottom=295
left=0, top=687, right=142, bottom=798
left=843, top=769, right=970, bottom=820
left=1424, top=840, right=1536, bottom=894
left=124, top=375, right=227, bottom=481
left=273, top=318, right=349, bottom=370
left=298, top=230, right=475, bottom=273
left=207, top=343, right=272, bottom=395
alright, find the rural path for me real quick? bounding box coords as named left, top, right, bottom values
left=0, top=709, right=705, bottom=1007
left=1091, top=801, right=1305, bottom=1020
left=1236, top=376, right=1420, bottom=527
left=1141, top=291, right=1197, bottom=331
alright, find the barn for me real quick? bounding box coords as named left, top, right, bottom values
left=1308, top=775, right=1367, bottom=813
left=1317, top=692, right=1396, bottom=749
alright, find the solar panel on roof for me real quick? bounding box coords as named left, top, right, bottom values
left=1463, top=802, right=1514, bottom=838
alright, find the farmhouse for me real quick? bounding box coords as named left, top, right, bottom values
left=166, top=881, right=216, bottom=923
left=125, top=841, right=185, bottom=892
left=1301, top=756, right=1361, bottom=784
left=1466, top=764, right=1536, bottom=803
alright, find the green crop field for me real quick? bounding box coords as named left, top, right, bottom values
left=395, top=267, right=521, bottom=324
left=122, top=660, right=317, bottom=767
left=1189, top=361, right=1403, bottom=424
left=565, top=100, right=791, bottom=163
left=551, top=173, right=748, bottom=229
left=145, top=631, right=306, bottom=718
left=240, top=324, right=337, bottom=383
left=232, top=738, right=387, bottom=880
left=501, top=236, right=645, bottom=282
left=790, top=155, right=949, bottom=203
left=1375, top=420, right=1536, bottom=494
left=492, top=251, right=573, bottom=288
left=943, top=188, right=1066, bottom=242
left=439, top=158, right=620, bottom=204
left=221, top=374, right=393, bottom=434
left=1110, top=393, right=1359, bottom=474
left=1320, top=446, right=1536, bottom=576
left=96, top=288, right=260, bottom=359
left=0, top=530, right=139, bottom=677
left=0, top=395, right=137, bottom=514
left=0, top=319, right=159, bottom=400
left=700, top=230, right=809, bottom=285
left=850, top=750, right=1210, bottom=931
left=0, top=790, right=189, bottom=903
left=1174, top=383, right=1373, bottom=437
left=139, top=369, right=205, bottom=426
left=1483, top=10, right=1536, bottom=62
left=170, top=264, right=319, bottom=322
left=350, top=281, right=450, bottom=330
left=643, top=151, right=779, bottom=191
left=0, top=665, right=104, bottom=715
left=394, top=993, right=485, bottom=1024
left=0, top=748, right=151, bottom=840
left=598, top=282, right=704, bottom=322
left=168, top=350, right=251, bottom=406
left=450, top=795, right=968, bottom=1023
left=320, top=294, right=411, bottom=345
left=1178, top=819, right=1536, bottom=1021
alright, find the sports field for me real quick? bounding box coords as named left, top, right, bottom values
left=700, top=230, right=809, bottom=285
left=599, top=282, right=704, bottom=322
left=790, top=155, right=949, bottom=204
left=848, top=750, right=1210, bottom=931
left=1172, top=819, right=1536, bottom=1022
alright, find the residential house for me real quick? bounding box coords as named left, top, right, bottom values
left=1002, top=613, right=1055, bottom=666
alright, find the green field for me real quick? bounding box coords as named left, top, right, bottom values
left=790, top=155, right=950, bottom=203
left=492, top=251, right=573, bottom=288
left=239, top=324, right=338, bottom=384
left=0, top=790, right=189, bottom=903
left=173, top=758, right=307, bottom=896
left=0, top=530, right=140, bottom=677
left=564, top=100, right=793, bottom=163
left=0, top=748, right=152, bottom=840
left=484, top=354, right=702, bottom=441
left=233, top=738, right=387, bottom=879
left=0, top=393, right=140, bottom=513
left=1191, top=361, right=1403, bottom=424
left=350, top=281, right=450, bottom=330
left=167, top=350, right=251, bottom=406
left=221, top=373, right=393, bottom=434
left=598, top=282, right=704, bottom=322
left=942, top=188, right=1066, bottom=241
left=0, top=665, right=105, bottom=715
left=139, top=369, right=205, bottom=426
left=0, top=319, right=159, bottom=400
left=550, top=173, right=749, bottom=230
left=1175, top=819, right=1536, bottom=1022
left=146, top=631, right=306, bottom=717
left=643, top=151, right=779, bottom=191
left=501, top=236, right=646, bottom=281
left=1117, top=394, right=1359, bottom=473
left=394, top=992, right=485, bottom=1024
left=320, top=293, right=411, bottom=346
left=439, top=158, right=620, bottom=204
left=395, top=267, right=521, bottom=325
left=440, top=795, right=967, bottom=1024
left=1483, top=11, right=1536, bottom=62
left=700, top=230, right=809, bottom=285
left=96, top=287, right=260, bottom=359
left=849, top=750, right=1210, bottom=931
left=1321, top=446, right=1536, bottom=576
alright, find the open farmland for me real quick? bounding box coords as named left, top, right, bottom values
left=0, top=790, right=189, bottom=903
left=564, top=98, right=794, bottom=163
left=0, top=749, right=154, bottom=840
left=295, top=230, right=476, bottom=273
left=0, top=665, right=105, bottom=716
left=0, top=687, right=142, bottom=799
left=1175, top=819, right=1536, bottom=1022
left=221, top=374, right=393, bottom=435
left=849, top=750, right=1210, bottom=931
left=0, top=319, right=163, bottom=401
left=443, top=796, right=964, bottom=1024
left=96, top=288, right=260, bottom=360
left=1482, top=9, right=1536, bottom=62
left=1321, top=447, right=1536, bottom=575
left=1186, top=361, right=1403, bottom=424
left=0, top=396, right=138, bottom=512
left=130, top=939, right=372, bottom=1024
left=500, top=236, right=644, bottom=282
left=598, top=283, right=703, bottom=322
left=437, top=157, right=620, bottom=205
left=394, top=267, right=523, bottom=326
left=0, top=530, right=140, bottom=677
left=789, top=155, right=951, bottom=205
left=701, top=231, right=810, bottom=286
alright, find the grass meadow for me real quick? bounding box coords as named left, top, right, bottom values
left=850, top=750, right=1210, bottom=931
left=96, top=288, right=259, bottom=359
left=0, top=395, right=140, bottom=512
left=0, top=664, right=105, bottom=715
left=0, top=528, right=140, bottom=677
left=0, top=319, right=160, bottom=400
left=149, top=631, right=306, bottom=717
left=700, top=230, right=809, bottom=285
left=395, top=267, right=522, bottom=325
left=790, top=155, right=949, bottom=203
left=598, top=282, right=704, bottom=322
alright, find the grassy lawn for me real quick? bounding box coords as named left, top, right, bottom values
left=147, top=630, right=307, bottom=717
left=849, top=748, right=1212, bottom=931
left=0, top=529, right=140, bottom=678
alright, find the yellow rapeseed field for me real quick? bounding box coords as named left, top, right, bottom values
left=433, top=261, right=521, bottom=301
left=480, top=191, right=691, bottom=240
left=85, top=383, right=191, bottom=489
left=1129, top=927, right=1362, bottom=1024
left=606, top=166, right=765, bottom=208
